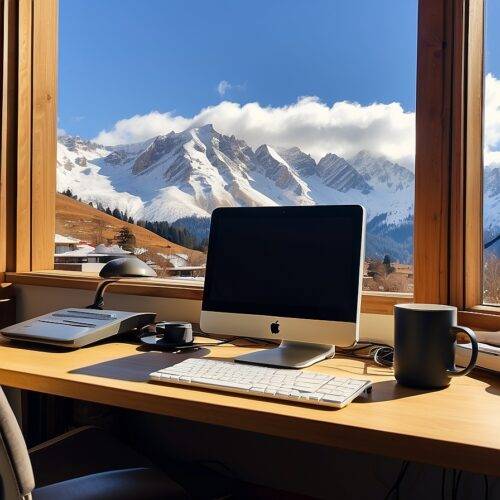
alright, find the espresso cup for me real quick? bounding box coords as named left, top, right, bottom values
left=394, top=304, right=478, bottom=389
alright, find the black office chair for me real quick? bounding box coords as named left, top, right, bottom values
left=0, top=388, right=187, bottom=499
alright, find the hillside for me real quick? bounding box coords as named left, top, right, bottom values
left=55, top=193, right=205, bottom=276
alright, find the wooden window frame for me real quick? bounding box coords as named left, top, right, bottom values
left=414, top=0, right=499, bottom=330
left=0, top=0, right=498, bottom=326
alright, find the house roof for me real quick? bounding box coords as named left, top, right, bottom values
left=54, top=233, right=80, bottom=245
left=54, top=242, right=131, bottom=257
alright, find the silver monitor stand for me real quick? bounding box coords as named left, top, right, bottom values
left=235, top=340, right=335, bottom=369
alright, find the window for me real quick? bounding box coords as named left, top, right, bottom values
left=2, top=0, right=498, bottom=328
left=483, top=0, right=500, bottom=305
left=55, top=0, right=417, bottom=293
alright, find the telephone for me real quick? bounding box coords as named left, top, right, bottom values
left=1, top=308, right=156, bottom=348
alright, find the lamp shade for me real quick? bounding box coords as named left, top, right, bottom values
left=99, top=257, right=157, bottom=279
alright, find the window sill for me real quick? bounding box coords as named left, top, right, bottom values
left=459, top=305, right=500, bottom=331
left=6, top=271, right=413, bottom=315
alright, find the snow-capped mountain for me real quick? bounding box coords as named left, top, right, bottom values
left=277, top=147, right=316, bottom=177
left=57, top=136, right=144, bottom=219
left=56, top=124, right=500, bottom=262
left=350, top=150, right=415, bottom=192
left=316, top=153, right=372, bottom=193
left=484, top=166, right=500, bottom=246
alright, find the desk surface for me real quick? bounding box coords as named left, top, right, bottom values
left=0, top=337, right=498, bottom=476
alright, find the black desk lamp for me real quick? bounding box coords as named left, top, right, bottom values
left=87, top=257, right=157, bottom=310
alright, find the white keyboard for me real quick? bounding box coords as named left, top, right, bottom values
left=149, top=358, right=372, bottom=408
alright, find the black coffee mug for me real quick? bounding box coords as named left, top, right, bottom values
left=394, top=304, right=478, bottom=389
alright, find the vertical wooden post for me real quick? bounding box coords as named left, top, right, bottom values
left=16, top=0, right=32, bottom=272
left=0, top=0, right=18, bottom=276
left=463, top=0, right=484, bottom=308
left=414, top=0, right=454, bottom=304
left=31, top=0, right=57, bottom=271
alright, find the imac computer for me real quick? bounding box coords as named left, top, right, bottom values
left=200, top=205, right=366, bottom=368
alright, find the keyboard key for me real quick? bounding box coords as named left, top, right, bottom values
left=191, top=377, right=252, bottom=390
left=149, top=359, right=372, bottom=409
left=307, top=393, right=325, bottom=401
left=277, top=389, right=292, bottom=396
left=322, top=394, right=345, bottom=403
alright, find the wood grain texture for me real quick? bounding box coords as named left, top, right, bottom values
left=449, top=0, right=466, bottom=309
left=0, top=338, right=497, bottom=476
left=0, top=0, right=18, bottom=274
left=464, top=0, right=484, bottom=308
left=5, top=271, right=413, bottom=314
left=16, top=0, right=32, bottom=272
left=0, top=0, right=5, bottom=275
left=31, top=0, right=56, bottom=271
left=459, top=309, right=500, bottom=331
left=414, top=0, right=453, bottom=304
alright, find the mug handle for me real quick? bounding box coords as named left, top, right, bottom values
left=447, top=326, right=479, bottom=377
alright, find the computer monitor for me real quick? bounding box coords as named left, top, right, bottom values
left=200, top=205, right=366, bottom=368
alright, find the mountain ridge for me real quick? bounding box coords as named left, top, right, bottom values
left=56, top=124, right=500, bottom=263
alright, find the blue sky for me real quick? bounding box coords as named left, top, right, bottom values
left=58, top=0, right=419, bottom=139
left=485, top=0, right=500, bottom=75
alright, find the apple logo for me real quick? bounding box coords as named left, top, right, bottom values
left=270, top=320, right=280, bottom=334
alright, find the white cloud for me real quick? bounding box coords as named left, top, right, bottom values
left=217, top=80, right=232, bottom=97
left=484, top=73, right=500, bottom=167
left=93, top=73, right=500, bottom=169
left=94, top=111, right=191, bottom=146
left=57, top=127, right=66, bottom=136
left=93, top=97, right=416, bottom=166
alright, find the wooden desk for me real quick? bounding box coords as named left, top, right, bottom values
left=0, top=337, right=498, bottom=476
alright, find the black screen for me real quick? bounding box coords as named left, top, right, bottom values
left=202, top=205, right=364, bottom=322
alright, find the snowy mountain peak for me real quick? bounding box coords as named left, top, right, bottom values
left=317, top=153, right=372, bottom=194
left=58, top=135, right=105, bottom=154
left=254, top=145, right=308, bottom=196
left=350, top=150, right=414, bottom=192
left=131, top=132, right=184, bottom=175
left=196, top=123, right=217, bottom=135
left=277, top=146, right=317, bottom=177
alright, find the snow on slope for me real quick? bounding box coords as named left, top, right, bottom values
left=350, top=150, right=414, bottom=192
left=57, top=125, right=418, bottom=227
left=317, top=153, right=372, bottom=193
left=484, top=166, right=500, bottom=233
left=56, top=124, right=500, bottom=264
left=57, top=136, right=144, bottom=219
left=277, top=147, right=316, bottom=177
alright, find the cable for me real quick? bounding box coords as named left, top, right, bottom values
left=193, top=330, right=278, bottom=346
left=484, top=475, right=489, bottom=500
left=442, top=469, right=447, bottom=500
left=164, top=336, right=240, bottom=351
left=142, top=325, right=282, bottom=351
left=452, top=470, right=462, bottom=500
left=241, top=336, right=279, bottom=346
left=337, top=342, right=394, bottom=367
left=372, top=346, right=394, bottom=367
left=192, top=459, right=239, bottom=480
left=384, top=461, right=409, bottom=499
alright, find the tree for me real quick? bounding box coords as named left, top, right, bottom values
left=94, top=219, right=106, bottom=245
left=115, top=226, right=136, bottom=252
left=382, top=255, right=396, bottom=276
left=367, top=256, right=397, bottom=292
left=483, top=252, right=500, bottom=304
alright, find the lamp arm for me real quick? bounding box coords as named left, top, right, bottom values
left=87, top=278, right=119, bottom=310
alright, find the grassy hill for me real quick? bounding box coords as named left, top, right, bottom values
left=55, top=194, right=205, bottom=276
